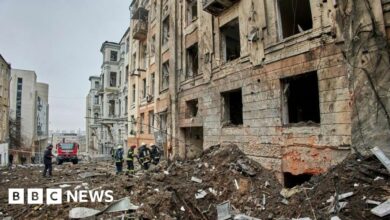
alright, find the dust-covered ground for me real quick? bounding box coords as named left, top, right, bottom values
left=0, top=145, right=389, bottom=220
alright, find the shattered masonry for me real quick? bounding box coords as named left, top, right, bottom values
left=87, top=0, right=390, bottom=183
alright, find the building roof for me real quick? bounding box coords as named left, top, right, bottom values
left=100, top=41, right=120, bottom=52
left=0, top=54, right=11, bottom=69
left=89, top=76, right=100, bottom=81
left=120, top=27, right=131, bottom=43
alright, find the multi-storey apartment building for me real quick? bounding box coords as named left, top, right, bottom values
left=87, top=29, right=131, bottom=155
left=127, top=0, right=180, bottom=156
left=9, top=69, right=50, bottom=163
left=0, top=54, right=11, bottom=166
left=123, top=0, right=390, bottom=183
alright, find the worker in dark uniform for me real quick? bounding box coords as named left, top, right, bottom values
left=43, top=145, right=54, bottom=177
left=138, top=143, right=151, bottom=170
left=150, top=143, right=162, bottom=165
left=126, top=145, right=136, bottom=174
left=115, top=145, right=124, bottom=174
left=8, top=154, right=13, bottom=170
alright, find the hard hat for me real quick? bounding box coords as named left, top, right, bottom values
left=150, top=143, right=154, bottom=146
left=141, top=142, right=146, bottom=146
left=131, top=145, right=136, bottom=149
left=117, top=145, right=123, bottom=149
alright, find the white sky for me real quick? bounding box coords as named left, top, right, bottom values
left=0, top=0, right=130, bottom=131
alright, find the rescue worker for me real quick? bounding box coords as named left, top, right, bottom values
left=43, top=145, right=54, bottom=177
left=114, top=145, right=124, bottom=174
left=8, top=154, right=13, bottom=170
left=150, top=143, right=162, bottom=165
left=126, top=145, right=136, bottom=174
left=138, top=143, right=151, bottom=170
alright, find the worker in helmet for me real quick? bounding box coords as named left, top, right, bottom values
left=138, top=142, right=151, bottom=170
left=114, top=145, right=124, bottom=174
left=126, top=145, right=136, bottom=174
left=150, top=143, right=162, bottom=165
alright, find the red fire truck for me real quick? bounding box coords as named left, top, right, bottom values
left=56, top=142, right=79, bottom=165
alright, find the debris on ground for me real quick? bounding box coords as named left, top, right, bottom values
left=0, top=144, right=389, bottom=219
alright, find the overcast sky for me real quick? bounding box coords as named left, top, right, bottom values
left=0, top=0, right=130, bottom=131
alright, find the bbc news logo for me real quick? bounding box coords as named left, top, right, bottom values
left=9, top=188, right=114, bottom=205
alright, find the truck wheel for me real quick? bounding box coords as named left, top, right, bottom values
left=72, top=159, right=78, bottom=165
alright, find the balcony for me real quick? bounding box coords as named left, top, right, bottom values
left=131, top=6, right=149, bottom=20
left=133, top=20, right=148, bottom=40
left=202, top=0, right=239, bottom=16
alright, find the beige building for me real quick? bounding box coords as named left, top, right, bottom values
left=0, top=54, right=11, bottom=166
left=124, top=0, right=390, bottom=184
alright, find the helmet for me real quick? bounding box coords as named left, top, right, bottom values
left=131, top=145, right=136, bottom=149
left=141, top=142, right=146, bottom=146
left=47, top=144, right=53, bottom=149
left=117, top=145, right=123, bottom=149
left=150, top=143, right=154, bottom=146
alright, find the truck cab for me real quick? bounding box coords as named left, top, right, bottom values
left=56, top=142, right=79, bottom=165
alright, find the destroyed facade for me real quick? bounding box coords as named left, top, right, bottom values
left=86, top=0, right=390, bottom=182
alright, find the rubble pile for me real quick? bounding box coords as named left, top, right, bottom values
left=0, top=144, right=389, bottom=219
left=130, top=144, right=283, bottom=219
left=285, top=155, right=390, bottom=220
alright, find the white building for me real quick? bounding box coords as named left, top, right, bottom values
left=86, top=28, right=130, bottom=155
left=86, top=76, right=102, bottom=155
left=9, top=69, right=49, bottom=163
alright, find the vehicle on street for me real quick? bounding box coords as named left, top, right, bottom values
left=56, top=142, right=79, bottom=165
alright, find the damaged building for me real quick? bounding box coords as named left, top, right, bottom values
left=87, top=0, right=390, bottom=184
left=174, top=0, right=390, bottom=183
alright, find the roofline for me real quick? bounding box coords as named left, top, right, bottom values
left=0, top=54, right=11, bottom=69
left=120, top=27, right=131, bottom=43
left=89, top=76, right=100, bottom=81
left=100, top=41, right=120, bottom=52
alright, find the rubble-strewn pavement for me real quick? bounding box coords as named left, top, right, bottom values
left=0, top=145, right=389, bottom=220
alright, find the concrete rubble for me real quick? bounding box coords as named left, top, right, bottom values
left=0, top=144, right=389, bottom=219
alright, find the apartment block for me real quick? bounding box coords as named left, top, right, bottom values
left=9, top=69, right=50, bottom=163
left=127, top=0, right=179, bottom=157
left=0, top=54, right=11, bottom=166
left=86, top=29, right=131, bottom=155
left=120, top=0, right=390, bottom=183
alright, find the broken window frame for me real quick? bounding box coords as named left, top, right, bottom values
left=186, top=0, right=198, bottom=25
left=109, top=72, right=117, bottom=87
left=221, top=88, right=244, bottom=126
left=150, top=73, right=155, bottom=97
left=148, top=110, right=154, bottom=134
left=110, top=51, right=118, bottom=62
left=162, top=16, right=170, bottom=46
left=280, top=71, right=321, bottom=125
left=186, top=43, right=199, bottom=79
left=161, top=61, right=170, bottom=91
left=142, top=78, right=147, bottom=99
left=276, top=0, right=313, bottom=40
left=108, top=100, right=116, bottom=117
left=185, top=99, right=199, bottom=118
left=220, top=18, right=241, bottom=62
